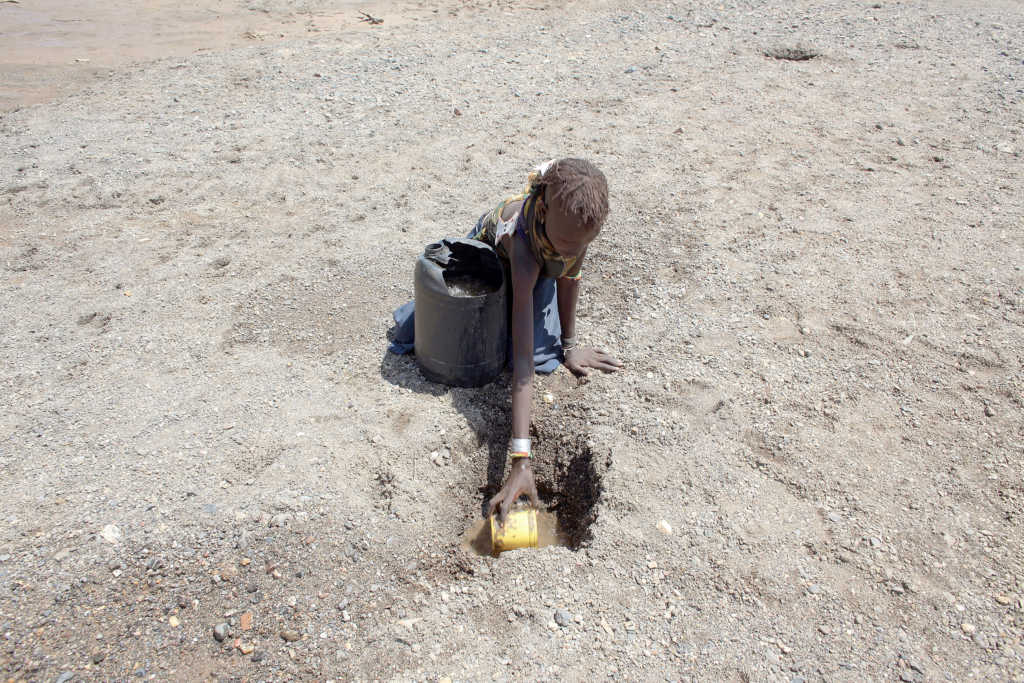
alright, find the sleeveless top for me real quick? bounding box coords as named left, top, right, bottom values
left=471, top=162, right=583, bottom=281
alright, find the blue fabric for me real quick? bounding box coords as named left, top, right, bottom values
left=388, top=232, right=563, bottom=375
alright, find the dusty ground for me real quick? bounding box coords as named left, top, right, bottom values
left=1, top=0, right=1023, bottom=680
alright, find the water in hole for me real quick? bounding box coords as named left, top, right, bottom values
left=461, top=510, right=567, bottom=556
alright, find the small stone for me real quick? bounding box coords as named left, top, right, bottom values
left=807, top=584, right=822, bottom=595
left=827, top=512, right=842, bottom=523
left=657, top=519, right=673, bottom=535
left=342, top=610, right=351, bottom=622
left=869, top=537, right=882, bottom=548
left=554, top=609, right=571, bottom=627
left=213, top=623, right=230, bottom=642
left=542, top=392, right=555, bottom=404
left=240, top=612, right=253, bottom=631
left=995, top=594, right=1011, bottom=605
left=960, top=622, right=976, bottom=634
left=251, top=651, right=265, bottom=663
left=91, top=651, right=106, bottom=664
left=281, top=630, right=301, bottom=642
left=818, top=624, right=831, bottom=635
left=55, top=673, right=74, bottom=683
left=168, top=615, right=180, bottom=628
left=984, top=405, right=995, bottom=417
left=237, top=641, right=255, bottom=655
left=99, top=524, right=121, bottom=544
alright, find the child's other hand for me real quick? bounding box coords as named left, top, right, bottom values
left=487, top=458, right=540, bottom=521
left=564, top=347, right=623, bottom=377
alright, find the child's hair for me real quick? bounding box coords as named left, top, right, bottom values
left=540, top=158, right=609, bottom=230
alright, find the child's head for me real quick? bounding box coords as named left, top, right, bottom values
left=538, top=158, right=609, bottom=258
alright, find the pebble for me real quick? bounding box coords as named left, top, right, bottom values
left=213, top=623, right=230, bottom=642
left=240, top=612, right=253, bottom=631
left=960, top=622, right=976, bottom=634
left=827, top=512, right=842, bottom=523
left=554, top=609, right=571, bottom=627
left=281, top=629, right=301, bottom=642
left=56, top=673, right=74, bottom=683
left=91, top=651, right=106, bottom=664
left=168, top=615, right=180, bottom=627
left=984, top=405, right=995, bottom=417
left=99, top=524, right=121, bottom=544
left=807, top=584, right=822, bottom=595
left=657, top=519, right=673, bottom=535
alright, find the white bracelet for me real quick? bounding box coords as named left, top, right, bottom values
left=561, top=335, right=579, bottom=352
left=509, top=438, right=531, bottom=453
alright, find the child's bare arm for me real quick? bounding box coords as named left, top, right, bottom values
left=556, top=273, right=623, bottom=376
left=509, top=241, right=539, bottom=439
left=487, top=235, right=541, bottom=520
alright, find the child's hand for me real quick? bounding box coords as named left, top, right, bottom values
left=564, top=347, right=623, bottom=377
left=487, top=458, right=541, bottom=521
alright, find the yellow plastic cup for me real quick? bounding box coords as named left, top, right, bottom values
left=490, top=508, right=538, bottom=552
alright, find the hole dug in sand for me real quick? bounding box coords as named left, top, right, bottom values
left=464, top=428, right=608, bottom=556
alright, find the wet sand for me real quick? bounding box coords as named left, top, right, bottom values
left=462, top=509, right=568, bottom=557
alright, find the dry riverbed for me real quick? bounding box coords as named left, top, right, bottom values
left=1, top=0, right=1022, bottom=679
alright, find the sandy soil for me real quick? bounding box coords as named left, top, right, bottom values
left=1, top=0, right=1022, bottom=680
left=0, top=0, right=411, bottom=110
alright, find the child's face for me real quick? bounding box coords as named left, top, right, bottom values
left=542, top=187, right=599, bottom=259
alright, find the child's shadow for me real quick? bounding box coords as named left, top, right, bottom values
left=379, top=324, right=510, bottom=517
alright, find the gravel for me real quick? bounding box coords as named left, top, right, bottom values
left=0, top=0, right=1021, bottom=680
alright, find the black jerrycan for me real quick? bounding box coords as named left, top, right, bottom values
left=414, top=238, right=508, bottom=387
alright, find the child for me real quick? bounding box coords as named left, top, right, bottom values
left=391, top=158, right=622, bottom=519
